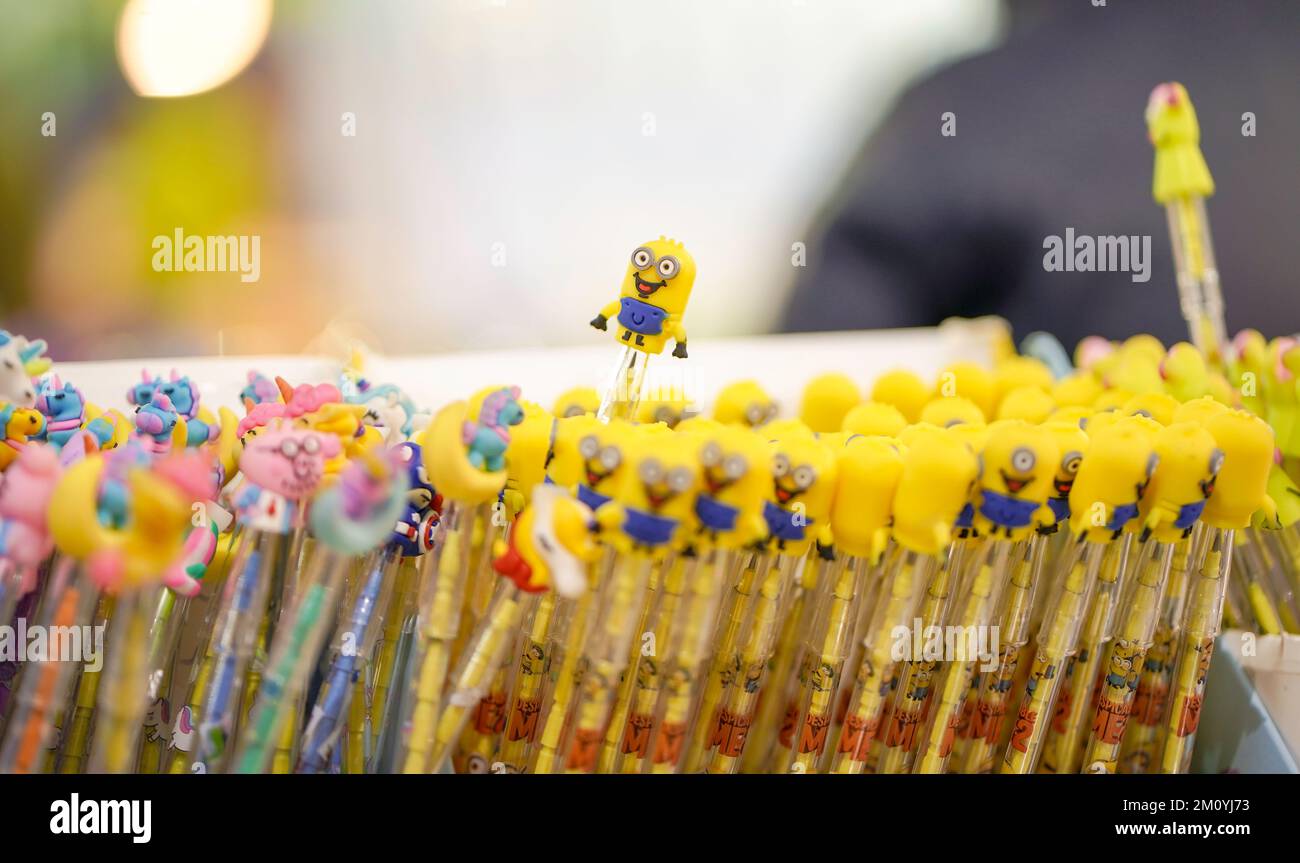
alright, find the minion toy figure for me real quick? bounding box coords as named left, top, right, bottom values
left=676, top=419, right=773, bottom=550
left=590, top=238, right=696, bottom=358
left=890, top=429, right=979, bottom=558
left=830, top=436, right=904, bottom=565
left=1041, top=420, right=1089, bottom=529
left=1069, top=417, right=1160, bottom=542
left=762, top=429, right=837, bottom=556
left=547, top=415, right=632, bottom=513
left=712, top=380, right=777, bottom=429
left=594, top=433, right=700, bottom=557
left=1138, top=423, right=1222, bottom=542
left=972, top=422, right=1060, bottom=540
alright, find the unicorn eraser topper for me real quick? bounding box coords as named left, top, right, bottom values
left=0, top=330, right=50, bottom=408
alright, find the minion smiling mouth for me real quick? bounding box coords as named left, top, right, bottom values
left=1000, top=470, right=1033, bottom=494
left=774, top=479, right=801, bottom=505
left=644, top=483, right=677, bottom=510
left=585, top=464, right=611, bottom=487
left=704, top=468, right=735, bottom=496
left=634, top=274, right=666, bottom=297
left=1053, top=477, right=1074, bottom=496
left=1200, top=477, right=1215, bottom=498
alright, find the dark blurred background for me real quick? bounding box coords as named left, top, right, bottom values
left=1, top=1, right=1294, bottom=361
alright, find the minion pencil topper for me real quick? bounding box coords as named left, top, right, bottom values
left=590, top=237, right=696, bottom=359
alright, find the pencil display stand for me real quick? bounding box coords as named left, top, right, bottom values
left=1194, top=632, right=1300, bottom=774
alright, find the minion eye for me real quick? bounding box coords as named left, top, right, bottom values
left=640, top=458, right=664, bottom=484
left=744, top=404, right=764, bottom=426
left=700, top=442, right=721, bottom=466
left=723, top=454, right=747, bottom=479
left=631, top=247, right=654, bottom=270
left=1011, top=447, right=1035, bottom=472
left=579, top=435, right=599, bottom=459
left=657, top=256, right=680, bottom=279
left=600, top=446, right=621, bottom=470
left=1145, top=453, right=1159, bottom=478
left=667, top=467, right=692, bottom=492
left=302, top=435, right=320, bottom=455
left=793, top=465, right=815, bottom=490
left=773, top=454, right=790, bottom=477
left=1208, top=449, right=1224, bottom=475
left=280, top=439, right=299, bottom=458
left=1062, top=451, right=1082, bottom=475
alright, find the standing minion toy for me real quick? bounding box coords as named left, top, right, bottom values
left=590, top=238, right=696, bottom=358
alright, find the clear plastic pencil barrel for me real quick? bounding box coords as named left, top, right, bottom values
left=1083, top=540, right=1176, bottom=773
left=1160, top=527, right=1233, bottom=774
left=1001, top=538, right=1106, bottom=774
left=828, top=549, right=933, bottom=774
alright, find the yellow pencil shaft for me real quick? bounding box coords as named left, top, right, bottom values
left=1002, top=541, right=1105, bottom=773
left=780, top=557, right=860, bottom=773
left=608, top=557, right=687, bottom=774
left=89, top=588, right=162, bottom=773
left=955, top=537, right=1044, bottom=773
left=828, top=550, right=929, bottom=774
left=745, top=552, right=828, bottom=773
left=681, top=554, right=761, bottom=774
left=1161, top=529, right=1232, bottom=774
left=400, top=504, right=475, bottom=773
left=706, top=554, right=792, bottom=774
left=1119, top=539, right=1193, bottom=772
left=1237, top=539, right=1283, bottom=635
left=599, top=557, right=671, bottom=773
left=531, top=562, right=605, bottom=774
left=877, top=548, right=964, bottom=774
left=1041, top=538, right=1131, bottom=774
left=56, top=592, right=115, bottom=774
left=498, top=590, right=557, bottom=772
left=913, top=541, right=1012, bottom=774
left=1084, top=542, right=1174, bottom=773
left=649, top=551, right=727, bottom=774
left=428, top=583, right=524, bottom=774
left=1165, top=196, right=1225, bottom=357
left=558, top=554, right=653, bottom=774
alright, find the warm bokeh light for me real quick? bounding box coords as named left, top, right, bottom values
left=116, top=0, right=273, bottom=98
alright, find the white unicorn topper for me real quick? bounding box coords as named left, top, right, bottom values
left=0, top=330, right=50, bottom=408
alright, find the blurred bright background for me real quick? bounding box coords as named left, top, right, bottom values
left=0, top=0, right=1001, bottom=360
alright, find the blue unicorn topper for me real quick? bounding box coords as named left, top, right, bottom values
left=134, top=391, right=182, bottom=455
left=0, top=329, right=51, bottom=408
left=462, top=386, right=524, bottom=472
left=33, top=375, right=85, bottom=450
left=129, top=368, right=211, bottom=447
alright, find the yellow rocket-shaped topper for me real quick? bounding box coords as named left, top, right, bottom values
left=591, top=237, right=696, bottom=358
left=1146, top=82, right=1214, bottom=205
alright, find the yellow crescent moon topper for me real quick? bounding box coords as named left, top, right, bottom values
left=590, top=237, right=696, bottom=358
